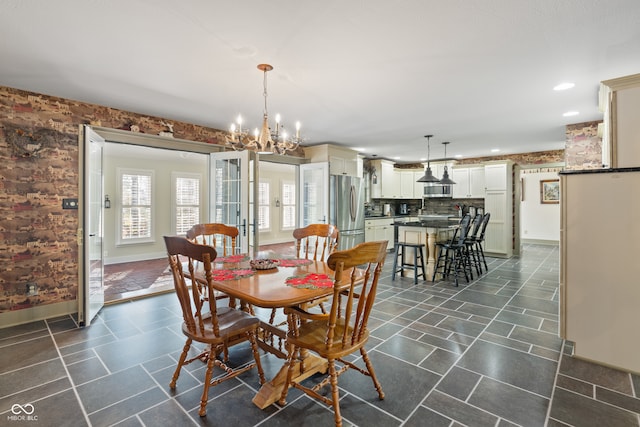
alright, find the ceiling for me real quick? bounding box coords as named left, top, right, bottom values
left=1, top=0, right=639, bottom=163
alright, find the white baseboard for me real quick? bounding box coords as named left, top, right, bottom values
left=520, top=239, right=559, bottom=246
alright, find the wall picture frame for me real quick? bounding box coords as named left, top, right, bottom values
left=540, top=179, right=560, bottom=204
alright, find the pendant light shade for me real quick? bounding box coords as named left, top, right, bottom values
left=416, top=135, right=441, bottom=183
left=439, top=141, right=456, bottom=184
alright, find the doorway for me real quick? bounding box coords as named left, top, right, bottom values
left=88, top=127, right=305, bottom=304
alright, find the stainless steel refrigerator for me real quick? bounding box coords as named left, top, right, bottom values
left=329, top=175, right=365, bottom=250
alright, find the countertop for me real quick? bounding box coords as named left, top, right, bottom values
left=393, top=220, right=458, bottom=229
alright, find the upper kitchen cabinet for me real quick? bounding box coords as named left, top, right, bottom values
left=370, top=159, right=397, bottom=198
left=484, top=162, right=510, bottom=191
left=413, top=170, right=425, bottom=198
left=399, top=169, right=423, bottom=199
left=452, top=165, right=485, bottom=198
left=599, top=73, right=640, bottom=168
left=304, top=143, right=358, bottom=176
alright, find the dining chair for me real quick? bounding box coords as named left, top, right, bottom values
left=277, top=240, right=388, bottom=427
left=186, top=223, right=242, bottom=306
left=186, top=223, right=239, bottom=256
left=293, top=223, right=339, bottom=261
left=266, top=223, right=340, bottom=330
left=163, top=236, right=265, bottom=417
left=294, top=223, right=339, bottom=312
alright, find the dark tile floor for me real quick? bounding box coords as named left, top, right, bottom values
left=2, top=244, right=639, bottom=426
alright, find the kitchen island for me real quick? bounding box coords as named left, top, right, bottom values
left=393, top=219, right=458, bottom=280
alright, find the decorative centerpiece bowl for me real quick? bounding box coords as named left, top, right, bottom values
left=249, top=259, right=279, bottom=270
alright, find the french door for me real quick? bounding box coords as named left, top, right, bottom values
left=299, top=162, right=329, bottom=227
left=210, top=151, right=258, bottom=256
left=78, top=126, right=105, bottom=326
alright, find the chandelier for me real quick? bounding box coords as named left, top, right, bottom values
left=226, top=64, right=302, bottom=155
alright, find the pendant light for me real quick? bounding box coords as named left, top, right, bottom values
left=439, top=141, right=456, bottom=184
left=416, top=135, right=441, bottom=183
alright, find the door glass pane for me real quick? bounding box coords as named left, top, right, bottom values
left=213, top=158, right=241, bottom=226
left=300, top=163, right=328, bottom=227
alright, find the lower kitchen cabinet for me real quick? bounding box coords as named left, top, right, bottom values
left=364, top=218, right=395, bottom=250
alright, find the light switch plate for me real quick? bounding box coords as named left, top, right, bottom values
left=62, top=198, right=78, bottom=209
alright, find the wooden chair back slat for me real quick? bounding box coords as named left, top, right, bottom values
left=293, top=223, right=339, bottom=261
left=186, top=223, right=239, bottom=256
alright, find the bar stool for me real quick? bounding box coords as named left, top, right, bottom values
left=432, top=214, right=473, bottom=287
left=392, top=242, right=426, bottom=284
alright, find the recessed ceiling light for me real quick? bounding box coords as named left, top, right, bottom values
left=563, top=111, right=579, bottom=117
left=554, top=82, right=575, bottom=91
left=455, top=154, right=463, bottom=158
left=491, top=149, right=500, bottom=153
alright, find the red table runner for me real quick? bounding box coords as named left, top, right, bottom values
left=216, top=254, right=250, bottom=263
left=210, top=268, right=255, bottom=281
left=276, top=258, right=313, bottom=267
left=286, top=273, right=334, bottom=289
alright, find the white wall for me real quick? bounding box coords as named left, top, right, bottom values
left=104, top=143, right=209, bottom=264
left=519, top=170, right=560, bottom=242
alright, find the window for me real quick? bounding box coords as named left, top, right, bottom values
left=174, top=173, right=201, bottom=234
left=282, top=181, right=296, bottom=229
left=118, top=168, right=153, bottom=244
left=258, top=181, right=270, bottom=230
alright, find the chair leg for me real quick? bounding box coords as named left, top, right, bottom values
left=360, top=347, right=385, bottom=400
left=328, top=359, right=343, bottom=427
left=248, top=331, right=266, bottom=385
left=170, top=338, right=192, bottom=389
left=199, top=351, right=217, bottom=416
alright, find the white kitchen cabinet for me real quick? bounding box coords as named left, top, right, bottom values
left=483, top=161, right=513, bottom=258
left=304, top=143, right=358, bottom=176
left=365, top=218, right=395, bottom=250
left=452, top=165, right=485, bottom=198
left=329, top=155, right=358, bottom=176
left=399, top=170, right=419, bottom=198
left=599, top=73, right=640, bottom=168
left=380, top=161, right=397, bottom=198
left=370, top=159, right=397, bottom=198
left=484, top=162, right=508, bottom=191
left=414, top=170, right=426, bottom=198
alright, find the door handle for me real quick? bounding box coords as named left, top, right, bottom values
left=89, top=234, right=96, bottom=237
left=241, top=219, right=247, bottom=236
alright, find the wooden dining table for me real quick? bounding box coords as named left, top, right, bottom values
left=201, top=255, right=364, bottom=409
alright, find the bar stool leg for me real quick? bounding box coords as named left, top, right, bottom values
left=413, top=246, right=418, bottom=285
left=416, top=245, right=426, bottom=282
left=392, top=243, right=400, bottom=280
